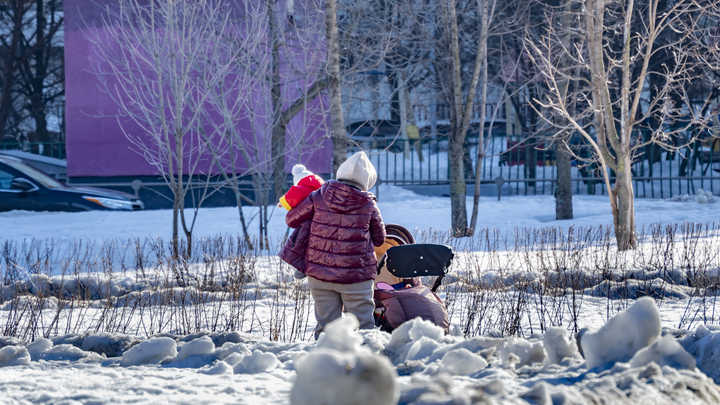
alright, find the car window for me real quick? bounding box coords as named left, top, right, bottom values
left=0, top=159, right=64, bottom=189
left=0, top=169, right=13, bottom=190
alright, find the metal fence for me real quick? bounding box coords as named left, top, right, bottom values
left=350, top=133, right=720, bottom=199
left=0, top=141, right=66, bottom=160
left=5, top=138, right=719, bottom=200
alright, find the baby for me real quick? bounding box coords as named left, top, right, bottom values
left=278, top=164, right=324, bottom=279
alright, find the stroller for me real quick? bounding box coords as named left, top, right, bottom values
left=373, top=224, right=454, bottom=334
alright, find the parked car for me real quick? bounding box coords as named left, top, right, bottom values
left=0, top=155, right=144, bottom=212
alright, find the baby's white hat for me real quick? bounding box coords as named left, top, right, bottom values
left=292, top=164, right=313, bottom=185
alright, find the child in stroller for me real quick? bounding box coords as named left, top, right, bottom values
left=373, top=224, right=454, bottom=334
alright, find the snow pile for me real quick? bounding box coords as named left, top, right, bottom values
left=629, top=335, right=695, bottom=370
left=581, top=297, right=662, bottom=369
left=668, top=189, right=718, bottom=204
left=382, top=316, right=447, bottom=366
left=40, top=344, right=104, bottom=362
left=121, top=337, right=177, bottom=366
left=0, top=300, right=719, bottom=404
left=81, top=333, right=140, bottom=358
left=175, top=336, right=215, bottom=362
left=680, top=325, right=720, bottom=382
left=543, top=326, right=581, bottom=364
left=0, top=345, right=30, bottom=367
left=499, top=337, right=546, bottom=369
left=233, top=350, right=279, bottom=374
left=25, top=338, right=52, bottom=361
left=290, top=315, right=399, bottom=405
left=437, top=348, right=488, bottom=375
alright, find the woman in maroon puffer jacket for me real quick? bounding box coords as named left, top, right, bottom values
left=285, top=151, right=386, bottom=339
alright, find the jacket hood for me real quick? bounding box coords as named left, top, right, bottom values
left=336, top=151, right=377, bottom=191
left=321, top=180, right=376, bottom=213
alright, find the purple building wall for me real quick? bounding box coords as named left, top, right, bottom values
left=64, top=0, right=332, bottom=179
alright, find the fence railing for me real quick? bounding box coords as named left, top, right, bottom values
left=0, top=141, right=66, bottom=160
left=350, top=133, right=720, bottom=199
left=4, top=137, right=718, bottom=200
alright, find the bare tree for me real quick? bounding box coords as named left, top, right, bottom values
left=202, top=0, right=329, bottom=248
left=0, top=0, right=63, bottom=144
left=468, top=0, right=498, bottom=233
left=88, top=0, right=235, bottom=257
left=529, top=0, right=709, bottom=249
left=325, top=0, right=348, bottom=175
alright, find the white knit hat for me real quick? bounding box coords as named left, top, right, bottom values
left=336, top=151, right=377, bottom=191
left=292, top=164, right=313, bottom=185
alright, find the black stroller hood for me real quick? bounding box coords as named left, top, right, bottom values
left=381, top=244, right=454, bottom=279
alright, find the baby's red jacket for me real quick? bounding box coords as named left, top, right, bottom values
left=278, top=174, right=324, bottom=210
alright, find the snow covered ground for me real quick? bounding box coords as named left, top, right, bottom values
left=2, top=185, right=720, bottom=404
left=2, top=184, right=719, bottom=244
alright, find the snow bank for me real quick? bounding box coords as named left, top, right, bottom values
left=681, top=325, right=720, bottom=383
left=233, top=350, right=278, bottom=374
left=437, top=348, right=488, bottom=375
left=668, top=189, right=719, bottom=204
left=0, top=346, right=30, bottom=367
left=581, top=297, right=662, bottom=369
left=40, top=344, right=104, bottom=362
left=81, top=333, right=139, bottom=358
left=316, top=315, right=365, bottom=353
left=175, top=336, right=215, bottom=362
left=121, top=337, right=176, bottom=366
left=290, top=315, right=399, bottom=405
left=25, top=338, right=52, bottom=361
left=499, top=337, right=546, bottom=369
left=201, top=360, right=233, bottom=375
left=543, top=326, right=581, bottom=364
left=382, top=317, right=446, bottom=366
left=0, top=299, right=718, bottom=405
left=629, top=335, right=695, bottom=370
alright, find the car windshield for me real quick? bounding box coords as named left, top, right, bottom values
left=1, top=158, right=65, bottom=189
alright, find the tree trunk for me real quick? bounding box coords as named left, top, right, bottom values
left=0, top=1, right=24, bottom=138
left=271, top=125, right=286, bottom=204
left=469, top=0, right=492, bottom=233
left=268, top=1, right=287, bottom=202
left=325, top=0, right=347, bottom=176
left=172, top=194, right=180, bottom=257
left=232, top=175, right=254, bottom=249
left=555, top=1, right=574, bottom=220
left=526, top=86, right=538, bottom=187
left=449, top=135, right=468, bottom=236
left=30, top=0, right=49, bottom=143
left=613, top=156, right=636, bottom=250
left=555, top=138, right=573, bottom=220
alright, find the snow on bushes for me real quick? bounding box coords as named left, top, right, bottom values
left=581, top=297, right=662, bottom=369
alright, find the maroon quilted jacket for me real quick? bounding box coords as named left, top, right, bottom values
left=285, top=180, right=386, bottom=284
